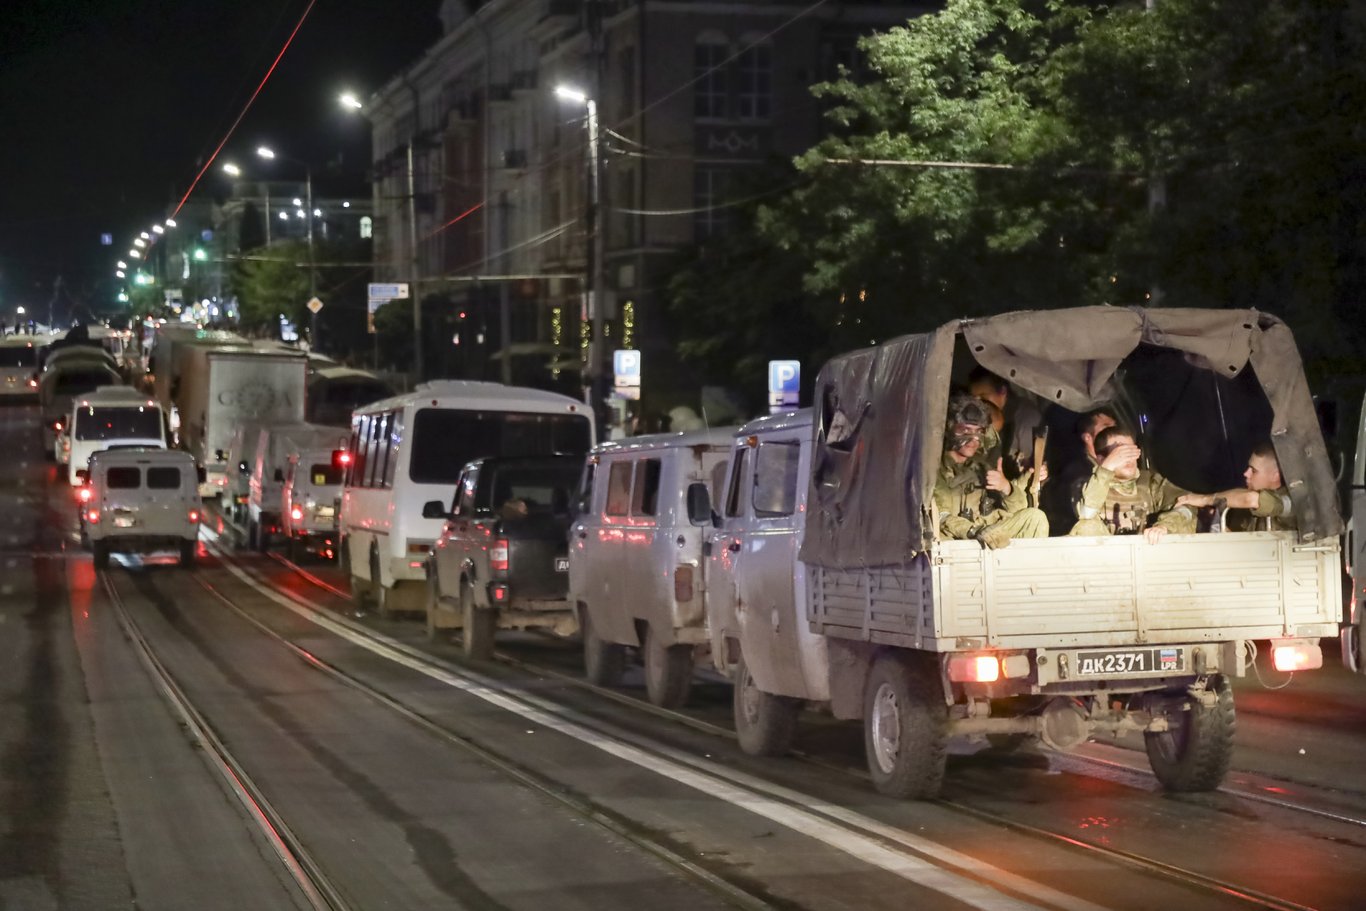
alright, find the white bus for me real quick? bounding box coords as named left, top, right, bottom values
left=338, top=380, right=593, bottom=614
left=0, top=337, right=43, bottom=399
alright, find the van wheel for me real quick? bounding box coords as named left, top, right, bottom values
left=863, top=653, right=949, bottom=800
left=1144, top=676, right=1235, bottom=793
left=461, top=583, right=496, bottom=660
left=424, top=573, right=445, bottom=642
left=179, top=539, right=196, bottom=567
left=581, top=607, right=625, bottom=687
left=92, top=541, right=110, bottom=570
left=733, top=651, right=800, bottom=756
left=642, top=624, right=693, bottom=709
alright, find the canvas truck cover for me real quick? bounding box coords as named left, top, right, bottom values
left=799, top=306, right=1341, bottom=569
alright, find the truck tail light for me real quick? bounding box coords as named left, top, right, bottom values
left=1272, top=641, right=1322, bottom=672
left=489, top=583, right=509, bottom=603
left=86, top=509, right=100, bottom=525
left=188, top=509, right=200, bottom=523
left=78, top=486, right=93, bottom=503
left=947, top=654, right=1001, bottom=683
left=674, top=565, right=695, bottom=602
left=27, top=378, right=37, bottom=388
left=53, top=420, right=63, bottom=432
left=291, top=506, right=304, bottom=521
left=490, top=539, right=509, bottom=572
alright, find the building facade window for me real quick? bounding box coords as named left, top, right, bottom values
left=737, top=43, right=772, bottom=121
left=694, top=37, right=729, bottom=119
left=694, top=167, right=728, bottom=240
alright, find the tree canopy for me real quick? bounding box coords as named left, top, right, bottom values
left=665, top=0, right=1366, bottom=391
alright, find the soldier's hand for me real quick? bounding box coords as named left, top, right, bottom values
left=1144, top=525, right=1168, bottom=545
left=1175, top=493, right=1212, bottom=509
left=976, top=524, right=1012, bottom=549
left=1100, top=443, right=1141, bottom=472
left=985, top=458, right=1011, bottom=494
left=1034, top=461, right=1049, bottom=486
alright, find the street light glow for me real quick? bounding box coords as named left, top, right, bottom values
left=164, top=218, right=177, bottom=228
left=139, top=232, right=150, bottom=240
left=151, top=224, right=164, bottom=234
left=339, top=91, right=363, bottom=110
left=257, top=146, right=276, bottom=160
left=292, top=197, right=302, bottom=207
left=223, top=162, right=242, bottom=176
left=115, top=270, right=125, bottom=278
left=133, top=238, right=146, bottom=247
left=129, top=250, right=141, bottom=258
left=16, top=306, right=25, bottom=315
left=116, top=261, right=127, bottom=269
left=555, top=85, right=588, bottom=104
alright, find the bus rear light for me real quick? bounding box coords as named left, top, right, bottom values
left=947, top=654, right=1001, bottom=683
left=674, top=565, right=695, bottom=602
left=1272, top=641, right=1322, bottom=672
left=490, top=539, right=509, bottom=572
left=86, top=509, right=100, bottom=525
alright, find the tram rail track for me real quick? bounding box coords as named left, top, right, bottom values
left=204, top=539, right=1350, bottom=911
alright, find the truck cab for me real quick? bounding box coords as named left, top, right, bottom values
left=66, top=386, right=168, bottom=486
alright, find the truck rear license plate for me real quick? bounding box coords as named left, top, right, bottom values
left=554, top=557, right=569, bottom=572
left=1076, top=647, right=1182, bottom=676
left=113, top=517, right=136, bottom=528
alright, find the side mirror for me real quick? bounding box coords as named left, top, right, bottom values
left=273, top=468, right=285, bottom=483
left=422, top=500, right=447, bottom=520
left=686, top=482, right=712, bottom=526
left=75, top=468, right=89, bottom=483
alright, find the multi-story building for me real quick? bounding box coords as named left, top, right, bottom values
left=366, top=0, right=925, bottom=419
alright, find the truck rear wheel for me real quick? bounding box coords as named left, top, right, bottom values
left=92, top=540, right=110, bottom=570
left=581, top=607, right=625, bottom=687
left=1144, top=675, right=1235, bottom=792
left=863, top=653, right=948, bottom=800
left=461, top=583, right=495, bottom=660
left=733, top=651, right=800, bottom=756
left=642, top=624, right=693, bottom=709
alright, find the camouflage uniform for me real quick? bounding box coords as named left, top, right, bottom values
left=1069, top=465, right=1197, bottom=537
left=1226, top=486, right=1296, bottom=532
left=934, top=453, right=1049, bottom=544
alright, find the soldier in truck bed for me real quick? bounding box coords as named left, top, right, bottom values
left=1069, top=426, right=1197, bottom=542
left=933, top=396, right=1049, bottom=549
left=1175, top=441, right=1296, bottom=532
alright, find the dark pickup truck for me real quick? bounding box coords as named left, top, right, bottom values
left=422, top=455, right=583, bottom=658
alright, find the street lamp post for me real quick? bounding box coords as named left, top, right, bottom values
left=257, top=146, right=318, bottom=346
left=223, top=162, right=271, bottom=245
left=340, top=90, right=424, bottom=383
left=555, top=85, right=604, bottom=418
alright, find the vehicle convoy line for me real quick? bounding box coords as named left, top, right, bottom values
left=256, top=543, right=1350, bottom=911
left=206, top=537, right=1099, bottom=911
left=97, top=569, right=351, bottom=911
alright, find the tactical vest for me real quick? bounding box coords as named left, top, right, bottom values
left=1102, top=477, right=1152, bottom=534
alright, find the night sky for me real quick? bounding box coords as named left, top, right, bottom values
left=0, top=0, right=442, bottom=317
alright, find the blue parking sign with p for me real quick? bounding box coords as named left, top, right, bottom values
left=768, top=360, right=800, bottom=412
left=613, top=349, right=641, bottom=387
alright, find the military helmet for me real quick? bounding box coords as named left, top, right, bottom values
left=946, top=394, right=991, bottom=450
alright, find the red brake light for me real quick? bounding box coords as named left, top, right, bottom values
left=947, top=654, right=1001, bottom=683
left=1272, top=642, right=1322, bottom=672
left=332, top=449, right=352, bottom=469
left=490, top=539, right=509, bottom=572
left=291, top=507, right=304, bottom=521
left=78, top=486, right=93, bottom=503
left=86, top=509, right=100, bottom=525
left=53, top=421, right=63, bottom=431
left=188, top=510, right=200, bottom=523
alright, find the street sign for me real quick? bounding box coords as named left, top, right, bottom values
left=768, top=359, right=800, bottom=413
left=306, top=297, right=324, bottom=314
left=613, top=349, right=641, bottom=388
left=367, top=282, right=410, bottom=300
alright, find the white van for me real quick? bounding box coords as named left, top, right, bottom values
left=247, top=423, right=346, bottom=551
left=66, top=386, right=168, bottom=486
left=0, top=337, right=42, bottom=398
left=703, top=409, right=825, bottom=755
left=568, top=427, right=733, bottom=708
left=84, top=448, right=201, bottom=569
left=339, top=380, right=593, bottom=615
left=281, top=442, right=346, bottom=561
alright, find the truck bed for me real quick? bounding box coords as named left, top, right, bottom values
left=808, top=532, right=1341, bottom=651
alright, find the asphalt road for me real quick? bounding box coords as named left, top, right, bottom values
left=3, top=399, right=1365, bottom=911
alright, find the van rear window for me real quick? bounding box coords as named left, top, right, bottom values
left=75, top=406, right=162, bottom=441
left=0, top=347, right=36, bottom=367
left=107, top=467, right=140, bottom=489
left=310, top=464, right=343, bottom=486
left=146, top=467, right=181, bottom=489
left=408, top=409, right=592, bottom=485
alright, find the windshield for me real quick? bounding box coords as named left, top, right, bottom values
left=75, top=406, right=162, bottom=441
left=408, top=408, right=592, bottom=485
left=55, top=371, right=114, bottom=396
left=0, top=347, right=36, bottom=367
